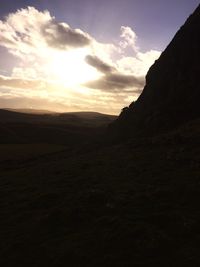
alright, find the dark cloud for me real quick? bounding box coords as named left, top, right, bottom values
left=85, top=54, right=144, bottom=91
left=85, top=55, right=115, bottom=73
left=43, top=21, right=91, bottom=50
left=84, top=55, right=144, bottom=91
left=85, top=73, right=144, bottom=91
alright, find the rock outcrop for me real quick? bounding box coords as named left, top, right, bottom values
left=111, top=4, right=200, bottom=137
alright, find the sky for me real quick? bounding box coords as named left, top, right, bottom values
left=0, top=0, right=199, bottom=114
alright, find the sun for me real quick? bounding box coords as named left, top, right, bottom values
left=48, top=48, right=101, bottom=87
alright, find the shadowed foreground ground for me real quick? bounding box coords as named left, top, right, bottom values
left=1, top=119, right=200, bottom=266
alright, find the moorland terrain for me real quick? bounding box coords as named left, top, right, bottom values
left=1, top=4, right=200, bottom=267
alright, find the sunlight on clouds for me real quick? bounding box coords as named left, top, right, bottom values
left=47, top=48, right=102, bottom=87
left=12, top=67, right=38, bottom=79
left=0, top=6, right=161, bottom=114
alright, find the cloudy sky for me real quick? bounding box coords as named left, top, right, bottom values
left=0, top=1, right=199, bottom=114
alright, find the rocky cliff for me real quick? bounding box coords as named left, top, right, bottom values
left=112, top=4, right=200, bottom=137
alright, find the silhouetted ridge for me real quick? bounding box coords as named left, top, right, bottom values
left=111, top=4, right=200, bottom=137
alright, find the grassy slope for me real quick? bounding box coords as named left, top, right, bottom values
left=0, top=119, right=200, bottom=266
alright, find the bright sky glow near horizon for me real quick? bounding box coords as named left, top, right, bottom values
left=0, top=0, right=199, bottom=114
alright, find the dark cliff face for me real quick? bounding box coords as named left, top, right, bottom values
left=111, top=4, right=200, bottom=137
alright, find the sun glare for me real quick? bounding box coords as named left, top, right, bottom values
left=48, top=48, right=101, bottom=87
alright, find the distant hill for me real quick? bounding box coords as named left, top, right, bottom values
left=0, top=109, right=116, bottom=144
left=4, top=108, right=58, bottom=114
left=0, top=109, right=116, bottom=125
left=5, top=108, right=116, bottom=118
left=111, top=4, right=200, bottom=138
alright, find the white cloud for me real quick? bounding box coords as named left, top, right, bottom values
left=117, top=50, right=161, bottom=77
left=119, top=26, right=138, bottom=52
left=0, top=6, right=91, bottom=55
